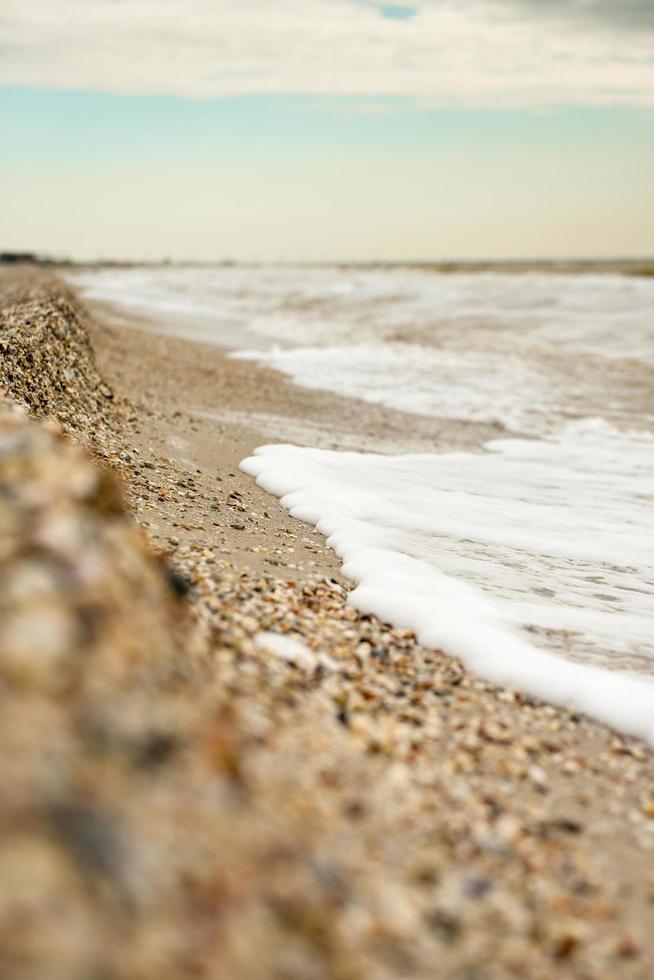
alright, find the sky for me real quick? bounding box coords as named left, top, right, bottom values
left=1, top=0, right=653, bottom=262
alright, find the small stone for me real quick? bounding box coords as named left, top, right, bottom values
left=615, top=934, right=640, bottom=958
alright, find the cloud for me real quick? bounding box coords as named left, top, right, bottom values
left=0, top=0, right=652, bottom=107
left=501, top=0, right=654, bottom=32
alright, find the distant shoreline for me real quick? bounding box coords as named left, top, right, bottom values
left=4, top=255, right=654, bottom=277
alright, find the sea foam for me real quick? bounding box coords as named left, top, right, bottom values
left=241, top=421, right=654, bottom=745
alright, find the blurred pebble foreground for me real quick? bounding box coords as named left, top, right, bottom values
left=1, top=270, right=654, bottom=980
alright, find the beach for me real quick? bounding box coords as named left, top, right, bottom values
left=2, top=266, right=654, bottom=979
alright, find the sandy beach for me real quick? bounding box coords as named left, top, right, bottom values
left=2, top=267, right=654, bottom=979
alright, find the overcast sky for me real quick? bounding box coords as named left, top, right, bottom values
left=1, top=0, right=653, bottom=260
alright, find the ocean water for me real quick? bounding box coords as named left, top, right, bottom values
left=71, top=265, right=654, bottom=741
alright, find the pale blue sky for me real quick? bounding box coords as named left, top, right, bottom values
left=1, top=0, right=653, bottom=261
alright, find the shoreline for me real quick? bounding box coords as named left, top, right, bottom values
left=83, top=292, right=508, bottom=577
left=3, top=267, right=654, bottom=978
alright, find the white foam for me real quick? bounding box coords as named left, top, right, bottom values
left=241, top=423, right=654, bottom=745
left=69, top=265, right=654, bottom=359
left=234, top=340, right=569, bottom=434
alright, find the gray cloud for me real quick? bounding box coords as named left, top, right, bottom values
left=499, top=0, right=654, bottom=32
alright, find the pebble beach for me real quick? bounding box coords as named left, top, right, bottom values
left=2, top=266, right=654, bottom=979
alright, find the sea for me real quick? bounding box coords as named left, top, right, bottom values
left=70, top=264, right=654, bottom=743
